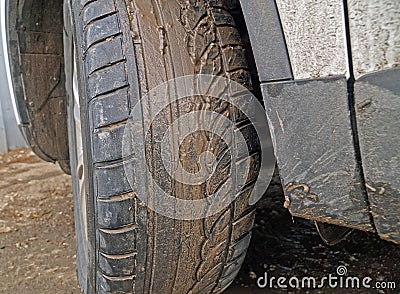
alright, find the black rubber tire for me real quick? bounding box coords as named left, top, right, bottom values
left=64, top=0, right=259, bottom=293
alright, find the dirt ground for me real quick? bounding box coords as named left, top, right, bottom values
left=0, top=149, right=399, bottom=293
left=0, top=149, right=79, bottom=293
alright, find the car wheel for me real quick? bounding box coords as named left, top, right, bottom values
left=64, top=0, right=260, bottom=292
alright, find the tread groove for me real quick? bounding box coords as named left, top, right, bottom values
left=84, top=11, right=119, bottom=30
left=100, top=252, right=137, bottom=260
left=98, top=224, right=139, bottom=234
left=88, top=59, right=126, bottom=77
left=94, top=117, right=128, bottom=132
left=84, top=32, right=123, bottom=55
left=88, top=84, right=129, bottom=103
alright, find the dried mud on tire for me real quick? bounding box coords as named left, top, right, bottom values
left=65, top=0, right=259, bottom=292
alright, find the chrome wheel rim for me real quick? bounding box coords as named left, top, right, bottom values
left=72, top=49, right=88, bottom=241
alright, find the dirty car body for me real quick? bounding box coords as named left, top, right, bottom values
left=240, top=0, right=400, bottom=244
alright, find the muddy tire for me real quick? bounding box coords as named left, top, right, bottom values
left=64, top=0, right=259, bottom=293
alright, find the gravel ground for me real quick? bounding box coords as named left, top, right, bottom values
left=0, top=149, right=398, bottom=293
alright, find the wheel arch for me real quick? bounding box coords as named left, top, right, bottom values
left=5, top=0, right=70, bottom=172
